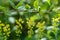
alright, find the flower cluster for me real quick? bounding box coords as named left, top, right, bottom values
left=36, top=21, right=45, bottom=40
left=47, top=17, right=60, bottom=40
left=52, top=17, right=60, bottom=27
left=15, top=18, right=24, bottom=36
left=52, top=17, right=60, bottom=34
left=26, top=18, right=35, bottom=27
left=0, top=21, right=10, bottom=40
left=26, top=18, right=35, bottom=39
left=36, top=22, right=45, bottom=32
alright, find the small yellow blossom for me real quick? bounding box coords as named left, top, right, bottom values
left=3, top=27, right=7, bottom=32
left=19, top=18, right=23, bottom=22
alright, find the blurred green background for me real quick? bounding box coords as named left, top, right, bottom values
left=0, top=0, right=60, bottom=40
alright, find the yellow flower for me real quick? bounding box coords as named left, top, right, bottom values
left=16, top=29, right=21, bottom=33
left=19, top=18, right=23, bottom=22
left=3, top=27, right=7, bottom=32
left=52, top=18, right=59, bottom=22
left=8, top=28, right=10, bottom=31
left=1, top=23, right=5, bottom=26
left=36, top=21, right=45, bottom=32
left=16, top=20, right=20, bottom=25
left=52, top=18, right=60, bottom=26
left=37, top=22, right=45, bottom=28
left=16, top=25, right=19, bottom=29
left=27, top=19, right=35, bottom=26
left=6, top=24, right=10, bottom=28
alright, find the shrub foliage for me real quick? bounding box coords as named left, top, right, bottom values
left=0, top=0, right=60, bottom=40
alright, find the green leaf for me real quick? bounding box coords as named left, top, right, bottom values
left=25, top=4, right=30, bottom=9
left=39, top=3, right=49, bottom=16
left=47, top=0, right=50, bottom=5
left=34, top=0, right=39, bottom=11
left=10, top=0, right=16, bottom=9
left=0, top=6, right=4, bottom=10
left=15, top=0, right=24, bottom=9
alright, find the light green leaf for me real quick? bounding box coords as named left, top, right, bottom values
left=47, top=0, right=50, bottom=5
left=25, top=4, right=30, bottom=9
left=34, top=0, right=39, bottom=11
left=15, top=0, right=24, bottom=9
